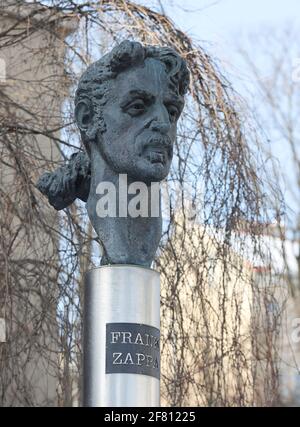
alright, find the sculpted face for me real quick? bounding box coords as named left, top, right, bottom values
left=96, top=58, right=184, bottom=183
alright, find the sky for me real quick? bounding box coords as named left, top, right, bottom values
left=165, top=0, right=300, bottom=44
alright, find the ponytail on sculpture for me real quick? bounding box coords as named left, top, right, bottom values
left=37, top=151, right=91, bottom=210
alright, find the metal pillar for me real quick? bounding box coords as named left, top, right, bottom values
left=83, top=265, right=160, bottom=407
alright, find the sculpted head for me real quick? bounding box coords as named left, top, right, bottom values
left=37, top=40, right=189, bottom=210
left=75, top=40, right=189, bottom=184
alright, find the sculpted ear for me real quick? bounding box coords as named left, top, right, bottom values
left=75, top=99, right=93, bottom=133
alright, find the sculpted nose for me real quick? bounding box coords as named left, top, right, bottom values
left=149, top=120, right=171, bottom=134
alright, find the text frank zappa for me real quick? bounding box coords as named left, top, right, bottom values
left=106, top=323, right=160, bottom=379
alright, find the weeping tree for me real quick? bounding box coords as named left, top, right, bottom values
left=236, top=24, right=300, bottom=405
left=0, top=0, right=284, bottom=406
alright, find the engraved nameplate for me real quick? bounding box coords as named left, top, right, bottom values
left=106, top=323, right=160, bottom=379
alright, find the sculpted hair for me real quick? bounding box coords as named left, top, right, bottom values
left=37, top=40, right=190, bottom=210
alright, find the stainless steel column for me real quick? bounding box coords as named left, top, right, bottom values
left=83, top=265, right=160, bottom=407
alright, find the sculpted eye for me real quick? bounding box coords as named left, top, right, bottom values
left=167, top=105, right=180, bottom=122
left=126, top=99, right=146, bottom=115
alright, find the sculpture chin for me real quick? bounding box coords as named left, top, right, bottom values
left=129, top=155, right=171, bottom=183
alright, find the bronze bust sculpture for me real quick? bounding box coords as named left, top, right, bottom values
left=37, top=40, right=189, bottom=267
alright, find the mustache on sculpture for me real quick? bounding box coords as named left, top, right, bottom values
left=142, top=134, right=172, bottom=153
